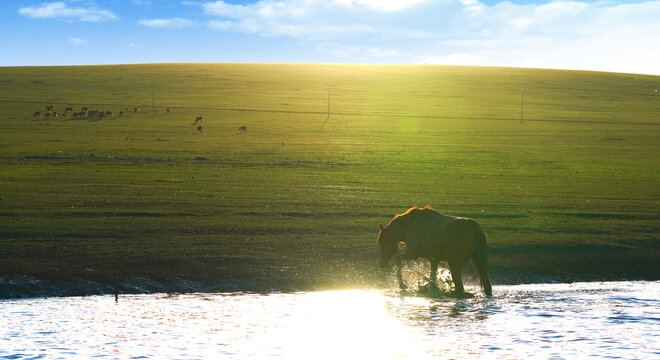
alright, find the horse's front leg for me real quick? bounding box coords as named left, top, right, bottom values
left=428, top=260, right=440, bottom=296
left=395, top=255, right=406, bottom=290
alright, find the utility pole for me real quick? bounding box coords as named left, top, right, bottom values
left=320, top=85, right=331, bottom=130
left=520, top=88, right=524, bottom=124
left=152, top=80, right=155, bottom=112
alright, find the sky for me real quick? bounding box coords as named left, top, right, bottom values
left=2, top=0, right=659, bottom=75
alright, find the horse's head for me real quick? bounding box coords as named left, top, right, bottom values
left=377, top=224, right=398, bottom=268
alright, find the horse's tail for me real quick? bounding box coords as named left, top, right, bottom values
left=473, top=231, right=493, bottom=297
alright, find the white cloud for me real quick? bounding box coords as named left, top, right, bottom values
left=69, top=37, right=87, bottom=45
left=138, top=18, right=194, bottom=28
left=208, top=20, right=234, bottom=31
left=421, top=53, right=488, bottom=66
left=18, top=2, right=118, bottom=22
left=334, top=0, right=430, bottom=12
left=198, top=0, right=660, bottom=75
left=128, top=43, right=143, bottom=48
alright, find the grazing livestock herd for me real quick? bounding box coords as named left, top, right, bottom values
left=34, top=105, right=124, bottom=120
left=32, top=104, right=247, bottom=135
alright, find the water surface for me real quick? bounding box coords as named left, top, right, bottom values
left=2, top=281, right=658, bottom=359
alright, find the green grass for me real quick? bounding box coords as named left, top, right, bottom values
left=0, top=64, right=658, bottom=291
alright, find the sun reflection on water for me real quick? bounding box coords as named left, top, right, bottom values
left=1, top=281, right=658, bottom=359
left=229, top=290, right=429, bottom=359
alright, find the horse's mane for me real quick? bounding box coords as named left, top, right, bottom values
left=385, top=205, right=434, bottom=227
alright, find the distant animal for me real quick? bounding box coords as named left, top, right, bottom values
left=88, top=110, right=99, bottom=118
left=154, top=109, right=159, bottom=114
left=72, top=112, right=80, bottom=119
left=96, top=112, right=105, bottom=119
left=194, top=116, right=204, bottom=124
left=104, top=111, right=113, bottom=118
left=196, top=125, right=203, bottom=133
left=51, top=112, right=58, bottom=118
left=44, top=112, right=51, bottom=119
left=82, top=107, right=88, bottom=113
left=45, top=105, right=53, bottom=112
left=238, top=125, right=247, bottom=133
left=377, top=205, right=492, bottom=297
left=134, top=107, right=140, bottom=113
left=166, top=108, right=171, bottom=113
left=33, top=111, right=41, bottom=118
left=64, top=107, right=73, bottom=113
left=119, top=111, right=124, bottom=116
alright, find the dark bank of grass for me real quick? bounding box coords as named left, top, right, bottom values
left=0, top=64, right=658, bottom=294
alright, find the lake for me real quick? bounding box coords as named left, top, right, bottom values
left=1, top=281, right=658, bottom=359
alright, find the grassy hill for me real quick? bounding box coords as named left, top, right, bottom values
left=0, top=64, right=658, bottom=294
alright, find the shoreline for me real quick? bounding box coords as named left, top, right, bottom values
left=3, top=261, right=658, bottom=300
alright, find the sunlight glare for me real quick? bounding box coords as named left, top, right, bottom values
left=255, top=290, right=428, bottom=359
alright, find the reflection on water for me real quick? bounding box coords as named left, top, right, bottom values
left=1, top=281, right=658, bottom=359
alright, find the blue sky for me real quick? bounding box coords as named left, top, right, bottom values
left=2, top=0, right=659, bottom=75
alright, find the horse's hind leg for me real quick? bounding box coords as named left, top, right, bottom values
left=449, top=263, right=464, bottom=294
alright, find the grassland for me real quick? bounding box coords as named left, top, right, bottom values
left=0, top=64, right=658, bottom=296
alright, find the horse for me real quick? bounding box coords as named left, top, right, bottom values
left=194, top=116, right=204, bottom=124
left=238, top=125, right=247, bottom=133
left=196, top=125, right=203, bottom=133
left=377, top=205, right=492, bottom=297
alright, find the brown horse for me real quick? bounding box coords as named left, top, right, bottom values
left=238, top=125, right=247, bottom=133
left=377, top=206, right=492, bottom=297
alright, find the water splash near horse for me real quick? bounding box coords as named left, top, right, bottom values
left=377, top=206, right=492, bottom=297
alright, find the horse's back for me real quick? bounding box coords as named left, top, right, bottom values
left=423, top=215, right=484, bottom=260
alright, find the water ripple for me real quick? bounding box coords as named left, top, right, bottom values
left=0, top=281, right=658, bottom=359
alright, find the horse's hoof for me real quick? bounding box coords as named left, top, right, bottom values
left=450, top=291, right=474, bottom=299
left=428, top=282, right=441, bottom=298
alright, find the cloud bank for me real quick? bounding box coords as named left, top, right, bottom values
left=199, top=0, right=660, bottom=74
left=18, top=2, right=118, bottom=22
left=138, top=18, right=194, bottom=29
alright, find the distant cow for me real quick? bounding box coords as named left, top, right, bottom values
left=46, top=105, right=53, bottom=112
left=82, top=107, right=88, bottom=113
left=134, top=107, right=140, bottom=113
left=97, top=112, right=105, bottom=119
left=64, top=107, right=73, bottom=113
left=44, top=112, right=51, bottom=119
left=88, top=110, right=99, bottom=118
left=238, top=126, right=247, bottom=133
left=196, top=125, right=203, bottom=133
left=33, top=111, right=41, bottom=118
left=166, top=108, right=171, bottom=113
left=194, top=116, right=204, bottom=124
left=104, top=111, right=113, bottom=118
left=119, top=111, right=124, bottom=116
